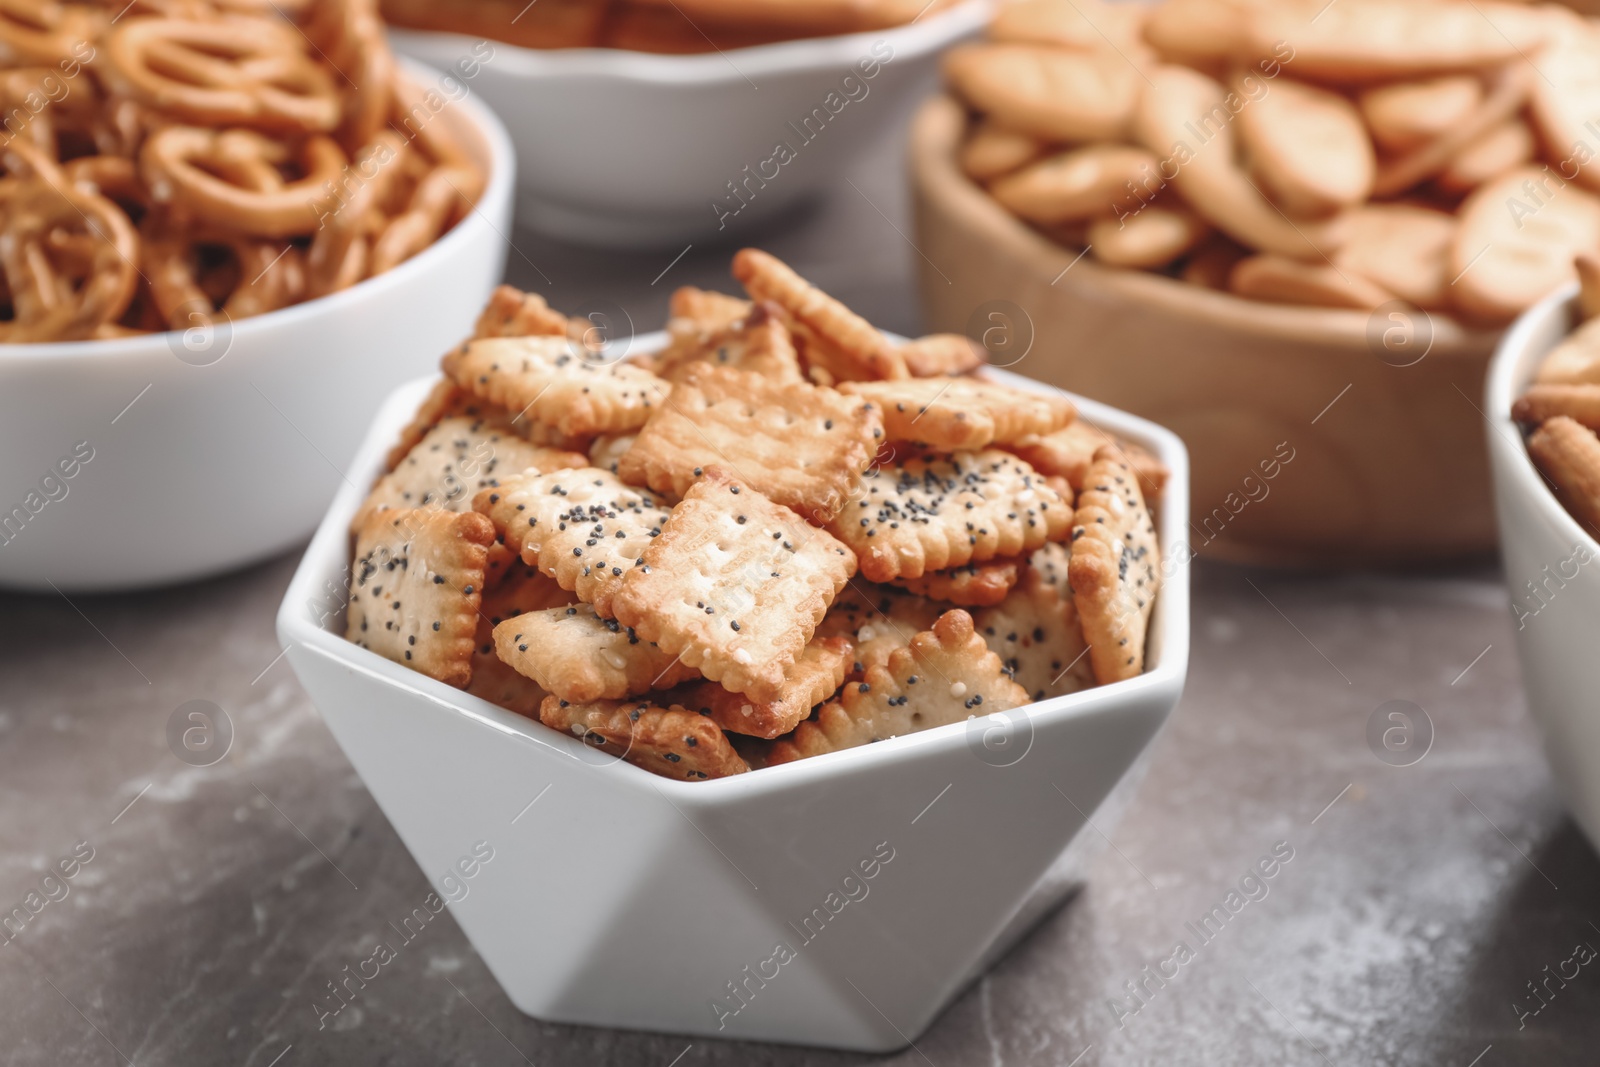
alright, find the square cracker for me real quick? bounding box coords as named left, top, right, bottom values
left=731, top=248, right=907, bottom=382
left=357, top=415, right=588, bottom=530
left=818, top=583, right=944, bottom=676
left=898, top=333, right=986, bottom=378
left=673, top=635, right=852, bottom=739
left=826, top=449, right=1072, bottom=582
left=472, top=467, right=672, bottom=618
left=766, top=610, right=1029, bottom=764
left=466, top=564, right=575, bottom=717
left=493, top=603, right=699, bottom=703
left=1007, top=420, right=1168, bottom=502
left=973, top=569, right=1094, bottom=701
left=539, top=695, right=749, bottom=780
left=889, top=557, right=1021, bottom=606
left=1068, top=446, right=1160, bottom=684
left=384, top=379, right=501, bottom=471
left=346, top=508, right=496, bottom=688
left=652, top=303, right=804, bottom=386
left=670, top=285, right=752, bottom=333
left=840, top=377, right=1074, bottom=450
left=472, top=284, right=571, bottom=339
left=442, top=335, right=669, bottom=439
left=617, top=365, right=883, bottom=524
left=609, top=467, right=858, bottom=704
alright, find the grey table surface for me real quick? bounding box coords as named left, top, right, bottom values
left=5, top=119, right=1600, bottom=1067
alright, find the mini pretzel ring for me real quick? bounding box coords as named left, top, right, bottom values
left=140, top=125, right=347, bottom=237
left=105, top=16, right=340, bottom=133
left=0, top=178, right=139, bottom=342
left=0, top=0, right=98, bottom=68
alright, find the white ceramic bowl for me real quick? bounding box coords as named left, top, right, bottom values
left=388, top=2, right=988, bottom=248
left=0, top=61, right=514, bottom=593
left=276, top=354, right=1190, bottom=1050
left=1487, top=284, right=1600, bottom=853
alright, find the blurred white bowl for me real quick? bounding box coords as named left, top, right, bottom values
left=0, top=60, right=514, bottom=593
left=388, top=2, right=988, bottom=248
left=1488, top=284, right=1600, bottom=853
left=276, top=355, right=1190, bottom=1050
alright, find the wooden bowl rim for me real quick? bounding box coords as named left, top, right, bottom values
left=910, top=93, right=1504, bottom=360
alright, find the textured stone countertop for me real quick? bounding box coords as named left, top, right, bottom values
left=5, top=122, right=1600, bottom=1067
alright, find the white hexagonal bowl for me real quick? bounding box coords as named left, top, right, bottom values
left=276, top=350, right=1190, bottom=1051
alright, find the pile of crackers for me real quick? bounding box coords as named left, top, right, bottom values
left=1513, top=255, right=1600, bottom=533
left=945, top=0, right=1600, bottom=324
left=379, top=0, right=957, bottom=53
left=343, top=249, right=1166, bottom=780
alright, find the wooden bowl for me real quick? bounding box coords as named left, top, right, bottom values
left=910, top=94, right=1506, bottom=567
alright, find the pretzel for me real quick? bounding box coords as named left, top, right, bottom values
left=0, top=175, right=138, bottom=341
left=0, top=0, right=98, bottom=68
left=140, top=126, right=347, bottom=237
left=1, top=3, right=480, bottom=343
left=104, top=16, right=340, bottom=133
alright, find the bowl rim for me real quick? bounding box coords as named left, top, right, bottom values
left=1485, top=281, right=1598, bottom=553
left=0, top=56, right=516, bottom=365
left=910, top=92, right=1504, bottom=357
left=386, top=0, right=990, bottom=84
left=278, top=337, right=1191, bottom=806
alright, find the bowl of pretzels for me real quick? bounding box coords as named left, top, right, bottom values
left=381, top=0, right=989, bottom=247
left=0, top=0, right=514, bottom=591
left=910, top=0, right=1600, bottom=567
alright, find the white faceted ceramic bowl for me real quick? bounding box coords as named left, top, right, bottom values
left=387, top=2, right=988, bottom=248
left=0, top=60, right=514, bottom=592
left=1487, top=284, right=1600, bottom=853
left=276, top=354, right=1190, bottom=1050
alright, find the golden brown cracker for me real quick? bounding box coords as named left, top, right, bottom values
left=1331, top=204, right=1456, bottom=311
left=346, top=508, right=496, bottom=688
left=732, top=248, right=906, bottom=382
left=609, top=467, right=858, bottom=704
left=472, top=467, right=672, bottom=618
left=1089, top=204, right=1210, bottom=270
left=839, top=377, right=1074, bottom=450
left=442, top=335, right=670, bottom=438
left=620, top=365, right=882, bottom=524
left=1068, top=446, right=1160, bottom=685
left=1528, top=415, right=1600, bottom=535
left=472, top=284, right=571, bottom=339
left=359, top=415, right=587, bottom=530
left=1449, top=165, right=1600, bottom=324
left=674, top=636, right=852, bottom=739
left=539, top=695, right=749, bottom=780
left=669, top=285, right=753, bottom=332
left=465, top=564, right=574, bottom=717
left=974, top=571, right=1094, bottom=701
left=819, top=583, right=945, bottom=675
left=943, top=43, right=1139, bottom=143
left=1231, top=71, right=1373, bottom=216
left=898, top=333, right=986, bottom=378
left=384, top=379, right=501, bottom=471
left=1007, top=420, right=1168, bottom=501
left=961, top=119, right=1048, bottom=183
left=827, top=450, right=1072, bottom=582
left=653, top=303, right=804, bottom=386
left=1437, top=119, right=1534, bottom=195
left=988, top=143, right=1156, bottom=225
left=1133, top=64, right=1347, bottom=261
left=888, top=557, right=1021, bottom=607
left=766, top=610, right=1030, bottom=763
left=1229, top=254, right=1396, bottom=311
left=1359, top=75, right=1483, bottom=153
left=494, top=603, right=699, bottom=703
